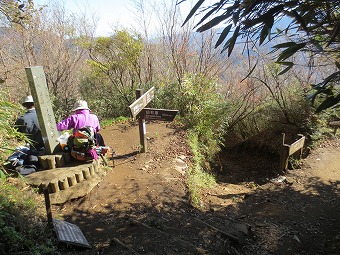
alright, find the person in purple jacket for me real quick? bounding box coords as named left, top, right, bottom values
left=57, top=100, right=105, bottom=146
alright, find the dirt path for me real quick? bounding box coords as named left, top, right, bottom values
left=54, top=122, right=340, bottom=255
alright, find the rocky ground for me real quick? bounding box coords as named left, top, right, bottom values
left=51, top=121, right=340, bottom=255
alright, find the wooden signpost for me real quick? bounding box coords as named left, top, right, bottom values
left=129, top=87, right=178, bottom=153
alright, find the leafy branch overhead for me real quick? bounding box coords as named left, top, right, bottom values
left=0, top=0, right=36, bottom=25
left=181, top=0, right=340, bottom=112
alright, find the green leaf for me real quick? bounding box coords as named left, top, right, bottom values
left=215, top=24, right=232, bottom=48
left=182, top=0, right=205, bottom=26
left=276, top=61, right=294, bottom=75
left=276, top=61, right=294, bottom=66
left=291, top=10, right=308, bottom=32
left=243, top=1, right=257, bottom=16
left=259, top=16, right=274, bottom=45
left=272, top=42, right=298, bottom=49
left=0, top=78, right=5, bottom=84
left=278, top=66, right=293, bottom=75
left=277, top=43, right=306, bottom=61
left=316, top=95, right=340, bottom=113
left=228, top=26, right=240, bottom=57
left=328, top=23, right=340, bottom=46
left=267, top=4, right=285, bottom=16
left=195, top=3, right=223, bottom=29
left=232, top=11, right=239, bottom=25
left=259, top=25, right=269, bottom=46
left=197, top=14, right=229, bottom=32
left=0, top=169, right=6, bottom=182
left=310, top=85, right=333, bottom=95
left=240, top=4, right=282, bottom=29
left=323, top=71, right=340, bottom=85
left=242, top=16, right=263, bottom=29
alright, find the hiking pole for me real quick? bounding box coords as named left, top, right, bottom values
left=100, top=154, right=108, bottom=166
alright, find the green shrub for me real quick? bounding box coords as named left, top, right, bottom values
left=101, top=116, right=129, bottom=127
left=187, top=131, right=216, bottom=207
left=0, top=93, right=59, bottom=254
left=156, top=73, right=228, bottom=161
left=0, top=92, right=28, bottom=164
left=222, top=81, right=329, bottom=148
left=155, top=74, right=225, bottom=207
left=0, top=180, right=59, bottom=254
left=79, top=75, right=133, bottom=119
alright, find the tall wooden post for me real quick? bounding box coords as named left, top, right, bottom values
left=279, top=133, right=289, bottom=172
left=43, top=188, right=53, bottom=227
left=25, top=66, right=59, bottom=154
left=136, top=89, right=147, bottom=153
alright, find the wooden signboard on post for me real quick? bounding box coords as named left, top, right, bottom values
left=129, top=88, right=155, bottom=153
left=128, top=87, right=177, bottom=153
left=138, top=108, right=178, bottom=121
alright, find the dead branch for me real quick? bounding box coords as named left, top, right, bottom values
left=112, top=238, right=141, bottom=255
left=194, top=217, right=245, bottom=244
left=130, top=219, right=209, bottom=254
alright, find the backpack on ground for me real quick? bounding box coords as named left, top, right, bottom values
left=68, top=126, right=96, bottom=161
left=3, top=146, right=40, bottom=176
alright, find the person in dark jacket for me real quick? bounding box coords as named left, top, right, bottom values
left=15, top=95, right=44, bottom=151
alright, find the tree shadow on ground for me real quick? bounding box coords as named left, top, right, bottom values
left=215, top=148, right=281, bottom=185
left=210, top=141, right=340, bottom=254
left=56, top=185, right=240, bottom=255
left=55, top=174, right=340, bottom=255
left=226, top=177, right=340, bottom=255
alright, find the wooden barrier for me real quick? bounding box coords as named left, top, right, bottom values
left=328, top=121, right=340, bottom=135
left=279, top=133, right=305, bottom=172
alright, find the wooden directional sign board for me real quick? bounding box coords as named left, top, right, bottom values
left=129, top=87, right=155, bottom=117
left=138, top=108, right=178, bottom=121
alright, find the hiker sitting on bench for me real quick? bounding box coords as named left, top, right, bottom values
left=56, top=100, right=105, bottom=160
left=15, top=95, right=44, bottom=151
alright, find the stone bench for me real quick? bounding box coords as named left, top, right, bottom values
left=25, top=155, right=108, bottom=204
left=38, top=153, right=70, bottom=169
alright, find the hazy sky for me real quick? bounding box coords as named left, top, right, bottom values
left=34, top=0, right=198, bottom=37
left=34, top=0, right=141, bottom=36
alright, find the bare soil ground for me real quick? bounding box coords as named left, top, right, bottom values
left=53, top=121, right=340, bottom=255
